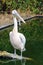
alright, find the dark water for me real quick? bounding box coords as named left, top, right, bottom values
left=0, top=18, right=43, bottom=65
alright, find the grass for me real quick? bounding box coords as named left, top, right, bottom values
left=0, top=18, right=43, bottom=65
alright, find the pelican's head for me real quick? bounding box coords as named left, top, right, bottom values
left=12, top=10, right=26, bottom=24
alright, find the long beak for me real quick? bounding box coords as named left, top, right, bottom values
left=14, top=10, right=26, bottom=24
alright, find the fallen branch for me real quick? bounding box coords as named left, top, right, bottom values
left=0, top=51, right=33, bottom=61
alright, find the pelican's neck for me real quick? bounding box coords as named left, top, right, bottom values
left=13, top=17, right=18, bottom=32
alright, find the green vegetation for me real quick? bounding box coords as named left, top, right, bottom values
left=0, top=0, right=43, bottom=14
left=0, top=18, right=43, bottom=65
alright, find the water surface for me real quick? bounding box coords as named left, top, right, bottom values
left=0, top=18, right=43, bottom=65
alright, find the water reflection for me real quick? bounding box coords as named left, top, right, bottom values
left=0, top=59, right=26, bottom=65
left=21, top=59, right=26, bottom=65
left=13, top=59, right=26, bottom=65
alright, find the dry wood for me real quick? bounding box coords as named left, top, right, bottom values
left=0, top=51, right=33, bottom=61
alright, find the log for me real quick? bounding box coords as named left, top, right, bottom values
left=0, top=51, right=33, bottom=61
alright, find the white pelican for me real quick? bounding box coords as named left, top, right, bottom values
left=9, top=10, right=26, bottom=58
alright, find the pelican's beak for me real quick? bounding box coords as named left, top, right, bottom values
left=17, top=15, right=26, bottom=24
left=12, top=10, right=26, bottom=24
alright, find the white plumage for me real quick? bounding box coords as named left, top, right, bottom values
left=9, top=10, right=26, bottom=57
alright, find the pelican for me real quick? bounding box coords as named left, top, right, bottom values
left=9, top=10, right=26, bottom=58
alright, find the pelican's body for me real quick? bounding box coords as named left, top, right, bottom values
left=10, top=30, right=26, bottom=51
left=9, top=10, right=26, bottom=57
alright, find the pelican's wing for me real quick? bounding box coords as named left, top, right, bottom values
left=18, top=33, right=26, bottom=45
